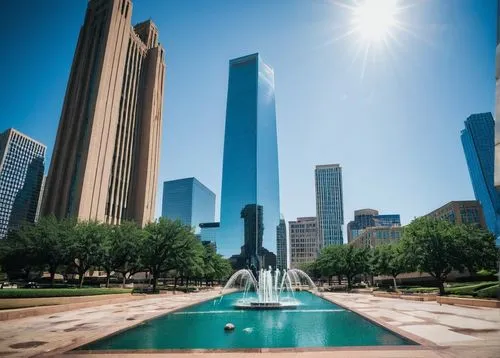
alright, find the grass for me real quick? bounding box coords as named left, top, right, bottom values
left=403, top=287, right=438, bottom=293
left=0, top=288, right=131, bottom=299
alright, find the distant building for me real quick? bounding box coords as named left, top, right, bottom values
left=276, top=215, right=287, bottom=269
left=425, top=200, right=486, bottom=229
left=162, top=178, right=215, bottom=233
left=315, top=164, right=344, bottom=246
left=347, top=209, right=400, bottom=243
left=350, top=226, right=403, bottom=249
left=43, top=0, right=166, bottom=226
left=199, top=222, right=219, bottom=250
left=373, top=214, right=401, bottom=227
left=0, top=129, right=46, bottom=238
left=346, top=209, right=378, bottom=243
left=461, top=113, right=499, bottom=241
left=289, top=217, right=320, bottom=269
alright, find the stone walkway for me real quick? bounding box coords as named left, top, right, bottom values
left=0, top=291, right=222, bottom=357
left=0, top=292, right=498, bottom=357
left=322, top=293, right=500, bottom=357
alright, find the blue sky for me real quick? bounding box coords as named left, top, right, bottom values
left=0, top=0, right=496, bottom=239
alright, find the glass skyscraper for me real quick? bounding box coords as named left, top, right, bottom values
left=0, top=128, right=46, bottom=239
left=461, top=113, right=499, bottom=243
left=219, top=53, right=280, bottom=269
left=315, top=164, right=344, bottom=246
left=276, top=215, right=288, bottom=269
left=161, top=177, right=215, bottom=233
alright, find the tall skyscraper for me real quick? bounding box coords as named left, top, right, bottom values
left=43, top=0, right=166, bottom=226
left=219, top=53, right=280, bottom=269
left=289, top=217, right=319, bottom=269
left=494, top=0, right=500, bottom=245
left=0, top=129, right=46, bottom=238
left=276, top=215, right=288, bottom=269
left=315, top=164, right=344, bottom=246
left=162, top=177, right=215, bottom=233
left=461, top=113, right=499, bottom=239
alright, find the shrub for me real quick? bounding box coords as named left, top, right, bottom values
left=475, top=284, right=499, bottom=299
left=0, top=288, right=131, bottom=298
left=445, top=282, right=498, bottom=296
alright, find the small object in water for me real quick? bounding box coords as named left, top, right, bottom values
left=243, top=327, right=253, bottom=333
left=224, top=323, right=235, bottom=331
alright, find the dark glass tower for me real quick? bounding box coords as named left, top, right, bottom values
left=461, top=113, right=499, bottom=244
left=219, top=53, right=280, bottom=269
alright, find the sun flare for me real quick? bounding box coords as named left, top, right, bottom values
left=351, top=0, right=398, bottom=43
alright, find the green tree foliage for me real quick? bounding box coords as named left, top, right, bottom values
left=314, top=245, right=369, bottom=289
left=70, top=221, right=106, bottom=288
left=141, top=218, right=197, bottom=291
left=371, top=243, right=412, bottom=291
left=400, top=217, right=498, bottom=295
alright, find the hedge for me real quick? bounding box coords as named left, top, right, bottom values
left=0, top=288, right=131, bottom=299
left=445, top=282, right=498, bottom=296
left=475, top=284, right=499, bottom=299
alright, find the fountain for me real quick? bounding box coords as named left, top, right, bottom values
left=220, top=267, right=317, bottom=310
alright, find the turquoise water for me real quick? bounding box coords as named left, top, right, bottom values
left=78, top=292, right=415, bottom=350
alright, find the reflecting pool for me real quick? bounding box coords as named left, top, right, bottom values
left=77, top=292, right=416, bottom=350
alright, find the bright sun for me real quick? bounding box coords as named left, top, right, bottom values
left=352, top=0, right=398, bottom=43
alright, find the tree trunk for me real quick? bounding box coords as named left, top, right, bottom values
left=392, top=276, right=398, bottom=292
left=328, top=277, right=331, bottom=286
left=437, top=277, right=445, bottom=296
left=50, top=270, right=56, bottom=288
left=122, top=273, right=127, bottom=288
left=106, top=272, right=111, bottom=288
left=347, top=275, right=352, bottom=291
left=79, top=270, right=85, bottom=288
left=152, top=272, right=158, bottom=292
left=174, top=277, right=178, bottom=294
left=337, top=275, right=342, bottom=285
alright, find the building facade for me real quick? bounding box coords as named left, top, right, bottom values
left=315, top=164, right=344, bottom=246
left=495, top=0, right=500, bottom=194
left=276, top=215, right=288, bottom=269
left=162, top=177, right=215, bottom=233
left=43, top=0, right=166, bottom=227
left=461, top=113, right=499, bottom=239
left=219, top=53, right=280, bottom=269
left=289, top=217, right=319, bottom=269
left=373, top=214, right=401, bottom=227
left=425, top=200, right=486, bottom=229
left=346, top=208, right=378, bottom=243
left=199, top=222, right=219, bottom=249
left=350, top=226, right=403, bottom=249
left=0, top=129, right=46, bottom=238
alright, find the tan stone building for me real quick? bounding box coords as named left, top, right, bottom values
left=425, top=200, right=486, bottom=229
left=43, top=0, right=165, bottom=226
left=350, top=226, right=403, bottom=249
left=289, top=217, right=320, bottom=269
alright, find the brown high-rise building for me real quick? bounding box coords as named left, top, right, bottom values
left=43, top=0, right=165, bottom=226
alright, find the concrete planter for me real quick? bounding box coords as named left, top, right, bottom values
left=400, top=295, right=437, bottom=302
left=373, top=292, right=401, bottom=299
left=437, top=296, right=500, bottom=308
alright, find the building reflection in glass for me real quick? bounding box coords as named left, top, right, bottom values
left=219, top=53, right=280, bottom=269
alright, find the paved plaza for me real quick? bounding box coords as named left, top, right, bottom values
left=0, top=292, right=498, bottom=357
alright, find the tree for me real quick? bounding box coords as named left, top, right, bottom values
left=141, top=218, right=194, bottom=292
left=213, top=254, right=233, bottom=285
left=0, top=224, right=41, bottom=281
left=342, top=245, right=369, bottom=289
left=455, top=225, right=498, bottom=275
left=372, top=244, right=412, bottom=291
left=401, top=217, right=462, bottom=295
left=111, top=221, right=143, bottom=287
left=176, top=234, right=205, bottom=289
left=69, top=221, right=105, bottom=288
left=316, top=245, right=344, bottom=285
left=33, top=216, right=74, bottom=286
